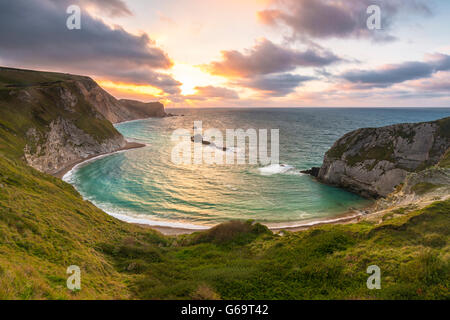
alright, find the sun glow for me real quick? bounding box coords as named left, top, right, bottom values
left=171, top=62, right=226, bottom=95
left=97, top=80, right=165, bottom=97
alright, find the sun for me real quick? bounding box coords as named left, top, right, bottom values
left=170, top=62, right=225, bottom=96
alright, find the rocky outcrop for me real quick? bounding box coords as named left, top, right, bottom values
left=1, top=67, right=170, bottom=175
left=24, top=118, right=126, bottom=175
left=317, top=118, right=450, bottom=198
left=0, top=67, right=152, bottom=175
left=300, top=167, right=320, bottom=177
left=118, top=99, right=166, bottom=121
left=14, top=79, right=129, bottom=174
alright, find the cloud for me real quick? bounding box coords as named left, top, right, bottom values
left=105, top=69, right=182, bottom=95
left=258, top=0, right=432, bottom=41
left=0, top=0, right=180, bottom=95
left=342, top=62, right=434, bottom=88
left=188, top=86, right=239, bottom=100
left=201, top=38, right=341, bottom=78
left=427, top=53, right=450, bottom=72
left=407, top=71, right=450, bottom=92
left=340, top=53, right=450, bottom=88
left=77, top=0, right=132, bottom=17
left=236, top=73, right=314, bottom=96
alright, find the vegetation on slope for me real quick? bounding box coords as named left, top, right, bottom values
left=110, top=202, right=449, bottom=300
left=0, top=67, right=122, bottom=160
left=0, top=153, right=448, bottom=299
left=0, top=155, right=166, bottom=299
left=0, top=67, right=86, bottom=89
left=439, top=149, right=450, bottom=168
left=0, top=67, right=448, bottom=300
left=324, top=118, right=450, bottom=171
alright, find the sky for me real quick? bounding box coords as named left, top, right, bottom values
left=0, top=0, right=449, bottom=108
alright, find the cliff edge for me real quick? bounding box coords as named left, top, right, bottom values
left=317, top=117, right=450, bottom=198
left=0, top=67, right=164, bottom=175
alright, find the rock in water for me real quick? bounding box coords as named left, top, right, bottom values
left=300, top=167, right=320, bottom=177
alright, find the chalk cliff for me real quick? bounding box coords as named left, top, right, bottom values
left=317, top=118, right=450, bottom=198
left=0, top=67, right=165, bottom=175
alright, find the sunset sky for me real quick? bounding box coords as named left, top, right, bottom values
left=1, top=0, right=450, bottom=107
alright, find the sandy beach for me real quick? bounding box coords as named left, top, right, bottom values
left=157, top=214, right=365, bottom=236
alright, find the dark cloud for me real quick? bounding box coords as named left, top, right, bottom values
left=340, top=54, right=450, bottom=88
left=258, top=0, right=432, bottom=41
left=236, top=73, right=314, bottom=96
left=201, top=38, right=341, bottom=78
left=106, top=69, right=182, bottom=95
left=418, top=81, right=450, bottom=91
left=0, top=0, right=180, bottom=94
left=188, top=86, right=239, bottom=100
left=342, top=62, right=434, bottom=88
left=431, top=53, right=450, bottom=71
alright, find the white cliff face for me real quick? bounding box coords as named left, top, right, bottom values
left=318, top=119, right=450, bottom=198
left=2, top=68, right=162, bottom=177
left=24, top=117, right=126, bottom=175
left=16, top=78, right=129, bottom=175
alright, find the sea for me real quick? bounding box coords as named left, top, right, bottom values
left=63, top=108, right=450, bottom=229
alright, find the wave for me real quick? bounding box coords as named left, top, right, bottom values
left=258, top=164, right=300, bottom=176
left=103, top=206, right=361, bottom=231
left=102, top=210, right=210, bottom=230
left=62, top=146, right=145, bottom=183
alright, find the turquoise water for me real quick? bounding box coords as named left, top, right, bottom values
left=64, top=108, right=450, bottom=228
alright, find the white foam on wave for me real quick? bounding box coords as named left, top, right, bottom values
left=62, top=144, right=147, bottom=182
left=267, top=213, right=363, bottom=230
left=63, top=150, right=123, bottom=183
left=258, top=164, right=297, bottom=176
left=114, top=117, right=153, bottom=126
left=104, top=210, right=210, bottom=230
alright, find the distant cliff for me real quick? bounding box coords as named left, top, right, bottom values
left=74, top=79, right=167, bottom=123
left=317, top=118, right=450, bottom=198
left=118, top=99, right=166, bottom=122
left=0, top=67, right=164, bottom=175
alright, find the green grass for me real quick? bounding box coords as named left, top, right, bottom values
left=437, top=117, right=450, bottom=139
left=0, top=155, right=162, bottom=299
left=325, top=118, right=450, bottom=171
left=439, top=149, right=450, bottom=168
left=0, top=67, right=87, bottom=89
left=0, top=152, right=448, bottom=299
left=411, top=183, right=442, bottom=195
left=121, top=201, right=449, bottom=300
left=346, top=144, right=395, bottom=168
left=0, top=68, right=121, bottom=161
left=0, top=67, right=448, bottom=300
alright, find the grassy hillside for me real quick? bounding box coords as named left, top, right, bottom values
left=0, top=153, right=448, bottom=299
left=0, top=67, right=448, bottom=300
left=0, top=155, right=162, bottom=299
left=0, top=67, right=86, bottom=89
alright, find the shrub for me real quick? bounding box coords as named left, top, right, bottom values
left=411, top=183, right=441, bottom=195
left=193, top=220, right=271, bottom=245
left=190, top=284, right=221, bottom=300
